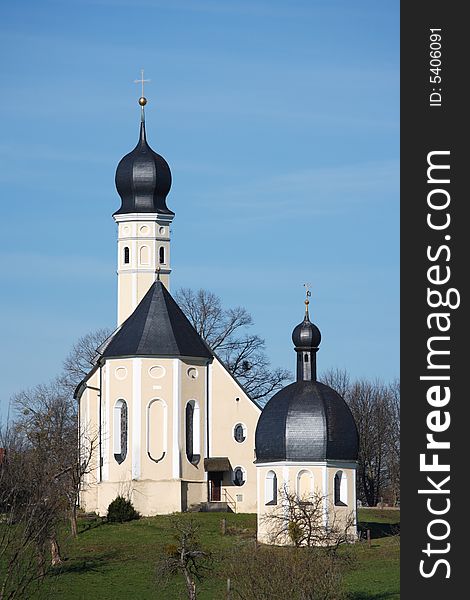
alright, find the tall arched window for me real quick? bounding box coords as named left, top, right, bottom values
left=185, top=400, right=200, bottom=465
left=147, top=399, right=167, bottom=463
left=113, top=399, right=128, bottom=464
left=140, top=245, right=150, bottom=265
left=159, top=246, right=165, bottom=264
left=297, top=469, right=313, bottom=500
left=123, top=246, right=130, bottom=264
left=265, top=470, right=277, bottom=505
left=334, top=470, right=348, bottom=506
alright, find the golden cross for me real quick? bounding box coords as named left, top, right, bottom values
left=134, top=69, right=151, bottom=98
left=303, top=282, right=312, bottom=299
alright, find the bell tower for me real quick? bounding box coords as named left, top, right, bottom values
left=113, top=79, right=174, bottom=326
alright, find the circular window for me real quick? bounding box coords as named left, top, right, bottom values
left=233, top=466, right=246, bottom=487
left=149, top=365, right=166, bottom=379
left=159, top=226, right=165, bottom=235
left=233, top=423, right=246, bottom=443
left=140, top=225, right=149, bottom=235
left=115, top=367, right=127, bottom=380
left=122, top=225, right=130, bottom=236
left=187, top=367, right=198, bottom=380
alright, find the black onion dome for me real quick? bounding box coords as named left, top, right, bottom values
left=255, top=380, right=359, bottom=463
left=114, top=121, right=173, bottom=216
left=292, top=312, right=321, bottom=349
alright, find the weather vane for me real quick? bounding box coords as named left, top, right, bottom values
left=303, top=283, right=312, bottom=315
left=134, top=69, right=150, bottom=107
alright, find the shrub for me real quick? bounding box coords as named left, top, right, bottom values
left=106, top=496, right=140, bottom=523
left=225, top=542, right=348, bottom=600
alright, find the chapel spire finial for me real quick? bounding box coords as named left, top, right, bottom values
left=134, top=69, right=150, bottom=121
left=303, top=282, right=312, bottom=319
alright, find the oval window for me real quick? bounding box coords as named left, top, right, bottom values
left=233, top=423, right=246, bottom=443
left=233, top=466, right=246, bottom=486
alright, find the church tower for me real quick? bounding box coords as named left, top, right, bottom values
left=76, top=84, right=261, bottom=517
left=114, top=95, right=174, bottom=326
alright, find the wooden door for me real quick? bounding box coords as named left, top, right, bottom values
left=209, top=473, right=222, bottom=501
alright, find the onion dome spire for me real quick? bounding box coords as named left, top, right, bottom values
left=254, top=285, right=358, bottom=464
left=291, top=285, right=321, bottom=381
left=114, top=71, right=173, bottom=216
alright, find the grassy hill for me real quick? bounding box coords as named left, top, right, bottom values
left=25, top=508, right=399, bottom=599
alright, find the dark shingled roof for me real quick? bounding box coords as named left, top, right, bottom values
left=100, top=280, right=212, bottom=360
left=255, top=380, right=359, bottom=463
left=114, top=120, right=174, bottom=216
left=204, top=457, right=232, bottom=472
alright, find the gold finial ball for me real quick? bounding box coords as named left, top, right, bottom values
left=305, top=299, right=310, bottom=306
left=139, top=96, right=147, bottom=106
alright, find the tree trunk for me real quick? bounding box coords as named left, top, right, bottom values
left=184, top=571, right=196, bottom=600
left=70, top=505, right=78, bottom=538
left=50, top=537, right=62, bottom=566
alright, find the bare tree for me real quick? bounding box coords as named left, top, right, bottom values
left=321, top=370, right=400, bottom=506
left=175, top=288, right=291, bottom=403
left=261, top=486, right=355, bottom=549
left=0, top=428, right=62, bottom=599
left=11, top=377, right=97, bottom=540
left=385, top=378, right=400, bottom=505
left=320, top=368, right=351, bottom=400
left=155, top=516, right=212, bottom=600
left=62, top=327, right=112, bottom=393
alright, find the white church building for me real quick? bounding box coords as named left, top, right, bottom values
left=76, top=94, right=359, bottom=541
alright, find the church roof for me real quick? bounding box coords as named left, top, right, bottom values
left=255, top=380, right=359, bottom=463
left=99, top=280, right=213, bottom=360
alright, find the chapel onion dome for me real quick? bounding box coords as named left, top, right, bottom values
left=114, top=97, right=173, bottom=216
left=255, top=293, right=359, bottom=464
left=292, top=300, right=321, bottom=349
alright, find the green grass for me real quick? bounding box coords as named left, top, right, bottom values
left=26, top=509, right=399, bottom=599
left=343, top=509, right=400, bottom=600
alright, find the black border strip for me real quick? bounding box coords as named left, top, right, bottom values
left=401, top=3, right=466, bottom=595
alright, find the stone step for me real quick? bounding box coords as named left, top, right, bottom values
left=199, top=502, right=233, bottom=513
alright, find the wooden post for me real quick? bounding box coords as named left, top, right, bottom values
left=367, top=528, right=371, bottom=548
left=221, top=518, right=226, bottom=535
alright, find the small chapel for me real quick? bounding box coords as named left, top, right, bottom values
left=76, top=89, right=359, bottom=543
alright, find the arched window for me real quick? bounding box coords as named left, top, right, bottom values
left=140, top=245, right=149, bottom=265
left=304, top=353, right=309, bottom=362
left=334, top=470, right=348, bottom=506
left=159, top=246, right=165, bottom=264
left=265, top=470, right=277, bottom=505
left=297, top=469, right=313, bottom=500
left=113, top=399, right=128, bottom=464
left=123, top=246, right=130, bottom=264
left=185, top=400, right=200, bottom=465
left=233, top=423, right=246, bottom=443
left=233, top=466, right=246, bottom=486
left=147, top=399, right=167, bottom=463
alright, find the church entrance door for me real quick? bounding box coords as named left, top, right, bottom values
left=209, top=472, right=222, bottom=501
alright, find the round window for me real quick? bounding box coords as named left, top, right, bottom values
left=149, top=365, right=166, bottom=379
left=187, top=367, right=198, bottom=380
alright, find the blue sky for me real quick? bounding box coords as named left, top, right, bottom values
left=0, top=0, right=399, bottom=420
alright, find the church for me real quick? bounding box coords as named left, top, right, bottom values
left=76, top=91, right=359, bottom=542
